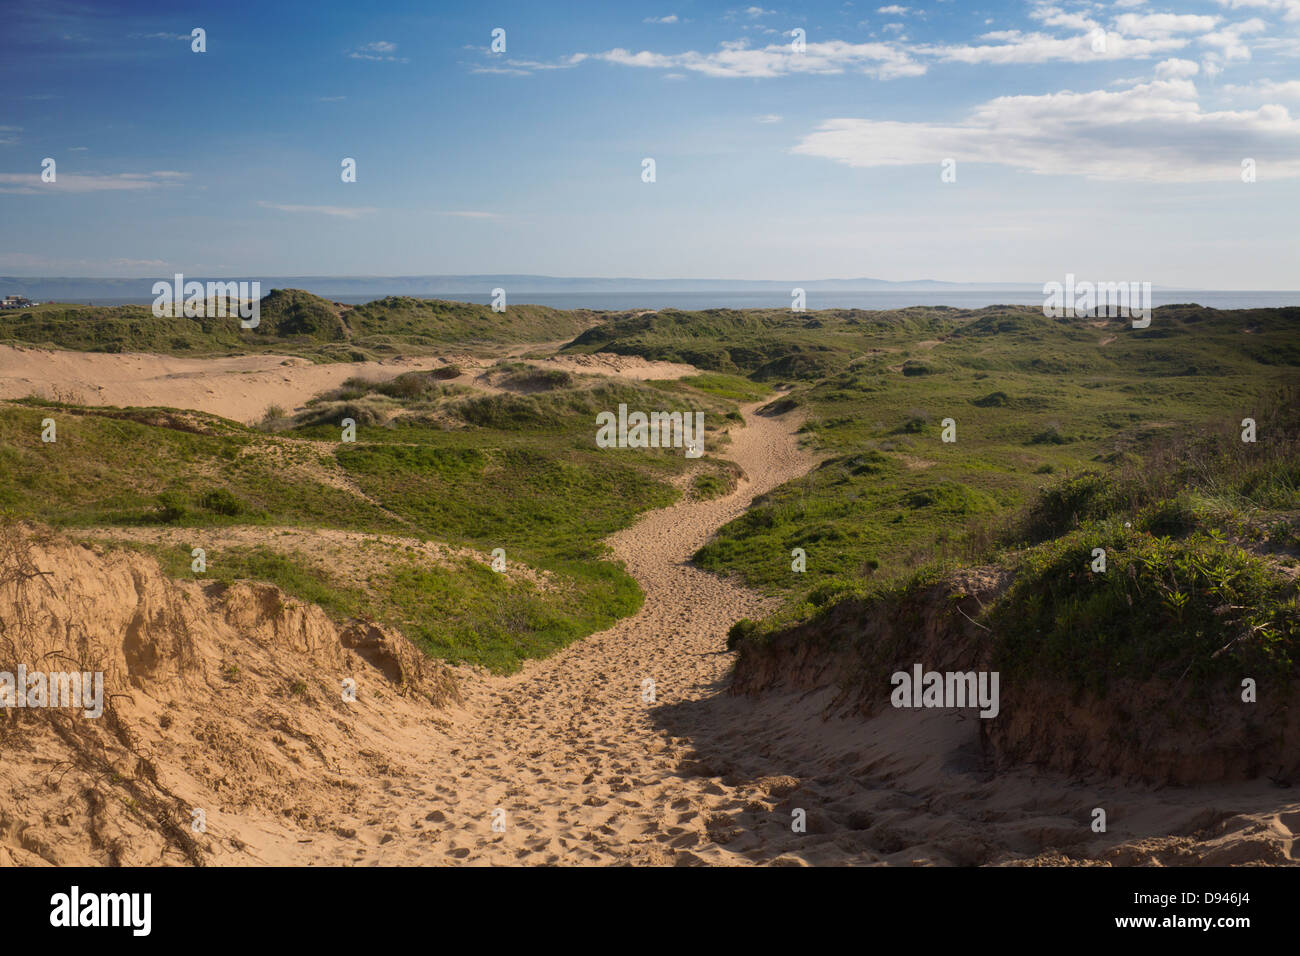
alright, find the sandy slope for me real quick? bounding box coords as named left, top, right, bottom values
left=0, top=346, right=451, bottom=424
left=0, top=345, right=702, bottom=425
left=241, top=397, right=824, bottom=864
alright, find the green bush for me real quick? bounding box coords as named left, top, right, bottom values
left=199, top=487, right=244, bottom=516
left=155, top=491, right=188, bottom=523
left=726, top=618, right=762, bottom=651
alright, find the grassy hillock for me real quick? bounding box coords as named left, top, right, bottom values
left=0, top=290, right=598, bottom=361
left=727, top=374, right=1299, bottom=781
left=563, top=307, right=962, bottom=380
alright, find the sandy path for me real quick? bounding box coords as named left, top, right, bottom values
left=255, top=399, right=821, bottom=865
left=273, top=402, right=1296, bottom=867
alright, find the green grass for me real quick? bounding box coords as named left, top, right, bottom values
left=5, top=301, right=1297, bottom=681
left=133, top=540, right=643, bottom=672
left=989, top=520, right=1298, bottom=693
left=692, top=306, right=1300, bottom=599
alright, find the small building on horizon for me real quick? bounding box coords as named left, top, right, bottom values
left=1, top=295, right=37, bottom=309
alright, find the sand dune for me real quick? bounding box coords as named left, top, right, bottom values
left=0, top=345, right=450, bottom=424
left=0, top=345, right=700, bottom=425
left=2, top=366, right=1295, bottom=865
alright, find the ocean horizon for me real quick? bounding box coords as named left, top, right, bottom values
left=29, top=289, right=1300, bottom=312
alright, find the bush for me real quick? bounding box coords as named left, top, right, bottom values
left=155, top=491, right=188, bottom=523
left=726, top=618, right=762, bottom=651
left=199, top=487, right=244, bottom=517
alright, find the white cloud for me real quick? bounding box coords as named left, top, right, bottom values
left=1211, top=0, right=1300, bottom=22
left=921, top=31, right=1187, bottom=64
left=1154, top=57, right=1199, bottom=78
left=1225, top=78, right=1300, bottom=99
left=257, top=201, right=377, bottom=219
left=590, top=38, right=925, bottom=79
left=877, top=5, right=911, bottom=14
left=0, top=170, right=188, bottom=194
left=1198, top=17, right=1268, bottom=60
left=757, top=113, right=784, bottom=122
left=793, top=78, right=1300, bottom=182
left=350, top=41, right=406, bottom=62
left=471, top=54, right=586, bottom=75
left=1031, top=5, right=1100, bottom=32
left=644, top=14, right=679, bottom=23
left=1114, top=13, right=1220, bottom=37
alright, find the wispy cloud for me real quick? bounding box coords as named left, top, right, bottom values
left=1212, top=0, right=1300, bottom=22
left=0, top=252, right=173, bottom=271
left=644, top=14, right=679, bottom=24
left=589, top=39, right=924, bottom=79
left=437, top=210, right=504, bottom=219
left=349, top=41, right=407, bottom=62
left=0, top=169, right=189, bottom=194
left=1225, top=78, right=1300, bottom=99
left=257, top=201, right=377, bottom=219
left=470, top=54, right=587, bottom=76
left=757, top=113, right=784, bottom=123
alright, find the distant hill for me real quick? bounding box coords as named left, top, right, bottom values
left=0, top=274, right=1042, bottom=303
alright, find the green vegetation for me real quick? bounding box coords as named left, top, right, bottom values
left=732, top=373, right=1300, bottom=697
left=693, top=306, right=1300, bottom=600
left=0, top=289, right=597, bottom=361
left=137, top=540, right=641, bottom=672
left=0, top=340, right=739, bottom=669
left=5, top=300, right=1297, bottom=683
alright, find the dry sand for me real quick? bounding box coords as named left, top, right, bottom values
left=0, top=345, right=699, bottom=425
left=0, top=346, right=451, bottom=424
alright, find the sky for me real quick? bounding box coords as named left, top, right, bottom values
left=1, top=0, right=1298, bottom=287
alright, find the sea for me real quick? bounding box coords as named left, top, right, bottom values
left=38, top=291, right=1300, bottom=311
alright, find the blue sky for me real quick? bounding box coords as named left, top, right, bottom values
left=2, top=0, right=1298, bottom=286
